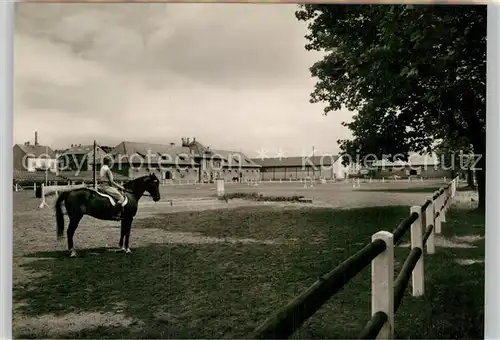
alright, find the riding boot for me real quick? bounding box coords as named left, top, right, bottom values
left=113, top=204, right=124, bottom=221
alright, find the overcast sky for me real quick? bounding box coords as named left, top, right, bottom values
left=14, top=3, right=354, bottom=158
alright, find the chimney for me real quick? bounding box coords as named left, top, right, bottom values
left=186, top=137, right=190, bottom=144
left=34, top=131, right=38, bottom=146
left=193, top=137, right=196, bottom=143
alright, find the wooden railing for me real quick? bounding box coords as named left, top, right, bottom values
left=249, top=176, right=459, bottom=339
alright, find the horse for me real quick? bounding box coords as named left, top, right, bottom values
left=55, top=173, right=161, bottom=257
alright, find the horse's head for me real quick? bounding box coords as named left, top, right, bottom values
left=143, top=173, right=161, bottom=202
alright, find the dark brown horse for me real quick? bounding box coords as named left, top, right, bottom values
left=55, top=173, right=161, bottom=257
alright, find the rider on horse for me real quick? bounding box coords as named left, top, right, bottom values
left=99, top=157, right=126, bottom=220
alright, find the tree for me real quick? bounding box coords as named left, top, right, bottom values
left=434, top=137, right=475, bottom=187
left=99, top=145, right=114, bottom=153
left=296, top=5, right=486, bottom=209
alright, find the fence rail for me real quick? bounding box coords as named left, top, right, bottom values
left=249, top=176, right=459, bottom=339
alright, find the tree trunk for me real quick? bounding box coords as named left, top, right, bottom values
left=476, top=165, right=485, bottom=211
left=473, top=143, right=486, bottom=211
left=467, top=169, right=474, bottom=188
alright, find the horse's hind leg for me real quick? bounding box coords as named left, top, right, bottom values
left=67, top=215, right=83, bottom=257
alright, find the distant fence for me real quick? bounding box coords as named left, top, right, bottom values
left=248, top=176, right=459, bottom=339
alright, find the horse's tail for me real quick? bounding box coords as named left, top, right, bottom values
left=55, top=190, right=70, bottom=240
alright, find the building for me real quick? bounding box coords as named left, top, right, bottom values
left=13, top=131, right=57, bottom=172
left=251, top=155, right=347, bottom=181
left=58, top=144, right=108, bottom=172
left=106, top=138, right=261, bottom=183
left=369, top=152, right=450, bottom=178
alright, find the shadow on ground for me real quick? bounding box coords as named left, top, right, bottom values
left=14, top=206, right=484, bottom=339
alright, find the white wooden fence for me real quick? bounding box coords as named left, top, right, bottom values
left=38, top=183, right=87, bottom=208
left=363, top=176, right=458, bottom=338
left=249, top=176, right=459, bottom=339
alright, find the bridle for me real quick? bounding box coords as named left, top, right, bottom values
left=122, top=180, right=159, bottom=199
left=123, top=189, right=152, bottom=197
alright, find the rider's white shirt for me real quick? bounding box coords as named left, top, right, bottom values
left=100, top=165, right=113, bottom=182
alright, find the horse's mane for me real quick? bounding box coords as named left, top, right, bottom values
left=123, top=174, right=157, bottom=190
left=123, top=175, right=146, bottom=189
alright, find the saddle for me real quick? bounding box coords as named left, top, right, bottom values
left=91, top=187, right=128, bottom=207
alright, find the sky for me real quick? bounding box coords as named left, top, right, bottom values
left=14, top=3, right=354, bottom=159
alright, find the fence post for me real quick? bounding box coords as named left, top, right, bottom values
left=441, top=190, right=447, bottom=223
left=39, top=184, right=47, bottom=208
left=444, top=186, right=450, bottom=212
left=435, top=191, right=442, bottom=234
left=410, top=206, right=424, bottom=296
left=371, top=231, right=394, bottom=340
left=424, top=198, right=435, bottom=254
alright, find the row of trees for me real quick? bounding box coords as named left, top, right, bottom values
left=296, top=5, right=486, bottom=209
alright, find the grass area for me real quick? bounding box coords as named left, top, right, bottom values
left=14, top=205, right=484, bottom=339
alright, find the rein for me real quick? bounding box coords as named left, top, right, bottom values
left=124, top=189, right=152, bottom=197
left=89, top=182, right=153, bottom=198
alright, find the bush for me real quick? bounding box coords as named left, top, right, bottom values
left=218, top=192, right=309, bottom=203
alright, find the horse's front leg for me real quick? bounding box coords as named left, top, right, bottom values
left=118, top=218, right=133, bottom=254
left=118, top=219, right=126, bottom=252
left=123, top=218, right=133, bottom=254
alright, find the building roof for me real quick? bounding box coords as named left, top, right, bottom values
left=108, top=141, right=260, bottom=168
left=59, top=145, right=95, bottom=156
left=209, top=149, right=261, bottom=168
left=186, top=140, right=208, bottom=156
left=109, top=141, right=195, bottom=166
left=14, top=144, right=56, bottom=158
left=251, top=155, right=340, bottom=168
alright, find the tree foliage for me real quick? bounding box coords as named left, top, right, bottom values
left=296, top=5, right=485, bottom=157
left=296, top=5, right=486, bottom=208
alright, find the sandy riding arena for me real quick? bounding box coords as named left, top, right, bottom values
left=12, top=180, right=482, bottom=339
